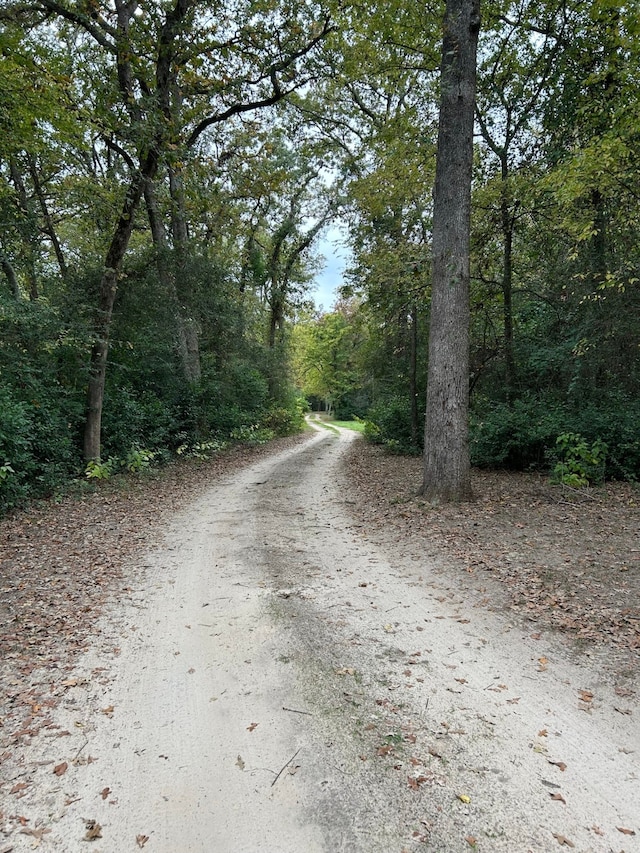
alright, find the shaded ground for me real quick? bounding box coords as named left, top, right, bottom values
left=2, top=426, right=639, bottom=853
left=0, top=437, right=307, bottom=751
left=342, top=441, right=640, bottom=678
left=2, top=433, right=638, bottom=757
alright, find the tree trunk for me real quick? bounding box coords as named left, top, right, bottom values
left=83, top=171, right=147, bottom=461
left=422, top=0, right=480, bottom=502
left=409, top=303, right=419, bottom=447
left=1, top=254, right=20, bottom=299
left=169, top=164, right=201, bottom=384
left=9, top=157, right=39, bottom=301
left=143, top=178, right=193, bottom=383
left=28, top=155, right=68, bottom=279
left=500, top=159, right=516, bottom=399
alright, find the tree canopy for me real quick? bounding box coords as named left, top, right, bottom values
left=1, top=0, right=639, bottom=511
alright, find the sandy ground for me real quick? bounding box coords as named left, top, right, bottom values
left=1, top=423, right=639, bottom=852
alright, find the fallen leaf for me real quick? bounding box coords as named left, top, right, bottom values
left=101, top=705, right=115, bottom=717
left=84, top=820, right=102, bottom=841
left=591, top=825, right=604, bottom=836
left=457, top=794, right=471, bottom=804
left=550, top=792, right=566, bottom=804
left=100, top=787, right=111, bottom=800
left=552, top=832, right=575, bottom=847
left=335, top=667, right=356, bottom=676
left=53, top=761, right=68, bottom=776
left=19, top=829, right=51, bottom=840
left=617, top=827, right=636, bottom=836
left=376, top=745, right=393, bottom=757
left=465, top=837, right=477, bottom=848
left=538, top=729, right=548, bottom=737
left=383, top=624, right=395, bottom=633
left=548, top=760, right=567, bottom=772
left=578, top=689, right=593, bottom=703
left=506, top=697, right=520, bottom=705
left=247, top=722, right=258, bottom=732
left=136, top=834, right=149, bottom=848
left=10, top=782, right=29, bottom=794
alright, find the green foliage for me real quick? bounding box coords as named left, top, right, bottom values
left=260, top=399, right=307, bottom=436
left=364, top=397, right=422, bottom=455
left=125, top=448, right=155, bottom=474
left=85, top=458, right=117, bottom=480
left=470, top=396, right=640, bottom=481
left=550, top=433, right=607, bottom=487
left=176, top=439, right=227, bottom=460
left=470, top=398, right=562, bottom=471
left=230, top=424, right=275, bottom=446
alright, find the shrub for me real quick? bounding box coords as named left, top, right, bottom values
left=470, top=395, right=640, bottom=481
left=364, top=397, right=422, bottom=454
left=550, top=433, right=607, bottom=487
left=260, top=399, right=306, bottom=436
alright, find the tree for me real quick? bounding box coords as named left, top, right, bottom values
left=3, top=0, right=333, bottom=460
left=422, top=0, right=480, bottom=502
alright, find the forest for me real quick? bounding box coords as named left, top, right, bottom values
left=1, top=0, right=639, bottom=514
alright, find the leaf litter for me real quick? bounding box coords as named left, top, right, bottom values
left=342, top=442, right=640, bottom=675
left=0, top=437, right=305, bottom=841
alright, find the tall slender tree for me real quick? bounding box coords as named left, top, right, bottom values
left=422, top=0, right=480, bottom=502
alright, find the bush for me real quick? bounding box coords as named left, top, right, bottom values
left=470, top=397, right=562, bottom=471
left=260, top=399, right=307, bottom=436
left=364, top=397, right=422, bottom=454
left=470, top=395, right=640, bottom=481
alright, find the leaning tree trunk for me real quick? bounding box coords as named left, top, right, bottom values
left=422, top=0, right=480, bottom=502
left=83, top=171, right=147, bottom=461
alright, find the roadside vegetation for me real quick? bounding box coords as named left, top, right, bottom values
left=1, top=0, right=639, bottom=516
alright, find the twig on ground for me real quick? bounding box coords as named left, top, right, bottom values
left=270, top=747, right=301, bottom=788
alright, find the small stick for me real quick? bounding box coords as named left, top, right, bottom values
left=270, top=747, right=301, bottom=788
left=282, top=706, right=313, bottom=716
left=72, top=737, right=89, bottom=763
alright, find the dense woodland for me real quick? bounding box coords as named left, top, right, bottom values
left=1, top=0, right=639, bottom=513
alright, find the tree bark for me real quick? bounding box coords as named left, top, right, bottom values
left=422, top=0, right=480, bottom=502
left=83, top=170, right=148, bottom=461
left=169, top=164, right=201, bottom=384
left=27, top=155, right=68, bottom=279
left=143, top=177, right=194, bottom=384
left=9, top=157, right=39, bottom=301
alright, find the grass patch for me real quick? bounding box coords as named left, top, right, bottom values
left=333, top=420, right=366, bottom=433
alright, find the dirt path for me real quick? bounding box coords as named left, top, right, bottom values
left=1, top=425, right=639, bottom=852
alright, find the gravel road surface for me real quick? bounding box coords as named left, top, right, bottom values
left=2, top=423, right=638, bottom=852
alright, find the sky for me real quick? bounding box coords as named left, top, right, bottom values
left=310, top=225, right=350, bottom=311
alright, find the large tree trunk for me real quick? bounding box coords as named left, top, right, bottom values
left=83, top=172, right=147, bottom=461
left=422, top=0, right=480, bottom=502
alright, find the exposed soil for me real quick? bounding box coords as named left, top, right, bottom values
left=0, top=428, right=638, bottom=852
left=0, top=437, right=308, bottom=753
left=342, top=442, right=640, bottom=678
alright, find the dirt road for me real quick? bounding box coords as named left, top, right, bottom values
left=2, top=424, right=639, bottom=852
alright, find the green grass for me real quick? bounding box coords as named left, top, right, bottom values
left=332, top=420, right=366, bottom=433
